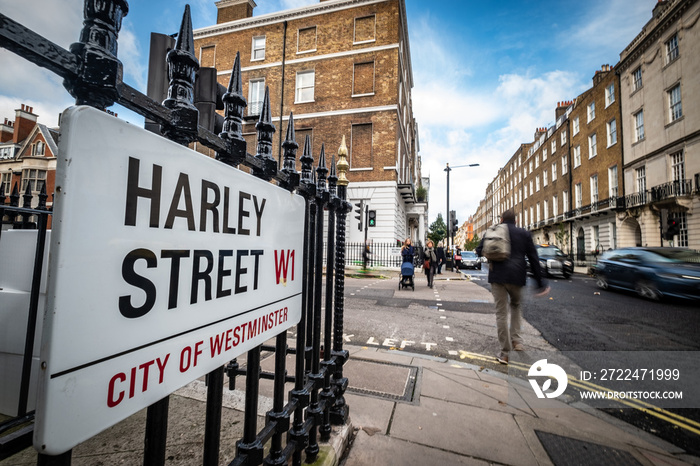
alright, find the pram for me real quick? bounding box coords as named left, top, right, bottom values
left=399, top=261, right=415, bottom=290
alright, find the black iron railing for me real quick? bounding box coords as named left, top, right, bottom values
left=0, top=2, right=350, bottom=465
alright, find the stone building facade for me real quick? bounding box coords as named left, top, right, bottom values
left=192, top=0, right=425, bottom=244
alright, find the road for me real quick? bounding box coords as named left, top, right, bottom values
left=341, top=267, right=700, bottom=456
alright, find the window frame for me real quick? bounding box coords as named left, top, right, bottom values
left=353, top=14, right=376, bottom=44
left=606, top=118, right=617, bottom=147
left=588, top=133, right=597, bottom=159
left=295, top=70, right=315, bottom=103
left=248, top=78, right=266, bottom=117
left=609, top=165, right=618, bottom=198
left=587, top=101, right=596, bottom=123
left=634, top=110, right=645, bottom=142
left=572, top=117, right=579, bottom=135
left=632, top=67, right=643, bottom=91
left=605, top=83, right=615, bottom=108
left=297, top=26, right=317, bottom=54
left=668, top=83, right=682, bottom=122
left=20, top=168, right=46, bottom=193
left=665, top=33, right=679, bottom=64
left=352, top=60, right=375, bottom=97
left=251, top=35, right=266, bottom=61
left=573, top=145, right=581, bottom=168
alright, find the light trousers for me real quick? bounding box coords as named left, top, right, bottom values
left=491, top=283, right=523, bottom=353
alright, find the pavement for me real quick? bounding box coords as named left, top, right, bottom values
left=3, top=269, right=699, bottom=466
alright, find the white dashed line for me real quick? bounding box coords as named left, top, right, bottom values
left=440, top=316, right=446, bottom=320
left=443, top=325, right=450, bottom=329
left=445, top=336, right=454, bottom=342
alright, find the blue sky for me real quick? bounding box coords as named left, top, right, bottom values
left=0, top=0, right=656, bottom=225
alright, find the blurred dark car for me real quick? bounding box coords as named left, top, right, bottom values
left=528, top=245, right=573, bottom=278
left=594, top=247, right=700, bottom=301
left=458, top=250, right=481, bottom=270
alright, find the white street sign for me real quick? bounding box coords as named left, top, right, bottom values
left=34, top=106, right=304, bottom=455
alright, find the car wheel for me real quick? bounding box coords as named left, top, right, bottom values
left=635, top=280, right=660, bottom=301
left=596, top=274, right=608, bottom=289
left=563, top=271, right=571, bottom=279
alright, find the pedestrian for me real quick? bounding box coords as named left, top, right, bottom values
left=362, top=240, right=371, bottom=269
left=401, top=238, right=414, bottom=264
left=476, top=209, right=550, bottom=365
left=436, top=241, right=446, bottom=274
left=423, top=239, right=437, bottom=288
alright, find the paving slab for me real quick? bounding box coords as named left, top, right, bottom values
left=343, top=393, right=395, bottom=434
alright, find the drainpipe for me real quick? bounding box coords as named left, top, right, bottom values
left=567, top=118, right=573, bottom=257
left=278, top=20, right=288, bottom=165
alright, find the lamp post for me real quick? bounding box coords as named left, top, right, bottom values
left=445, top=162, right=479, bottom=271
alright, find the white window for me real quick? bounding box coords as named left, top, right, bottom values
left=587, top=101, right=595, bottom=122
left=573, top=146, right=581, bottom=168
left=536, top=203, right=541, bottom=223
left=572, top=117, right=579, bottom=135
left=575, top=183, right=582, bottom=209
left=524, top=209, right=528, bottom=226
left=529, top=161, right=533, bottom=172
left=669, top=84, right=682, bottom=122
left=561, top=130, right=567, bottom=145
left=605, top=83, right=615, bottom=107
left=607, top=119, right=617, bottom=147
left=666, top=33, right=679, bottom=63
left=32, top=141, right=45, bottom=156
left=563, top=191, right=569, bottom=213
left=535, top=155, right=539, bottom=169
left=552, top=162, right=557, bottom=181
left=590, top=175, right=598, bottom=205
left=529, top=180, right=533, bottom=195
left=551, top=140, right=556, bottom=154
left=536, top=175, right=540, bottom=192
left=529, top=207, right=534, bottom=225
left=608, top=165, right=618, bottom=198
left=252, top=36, right=266, bottom=61
left=1, top=172, right=11, bottom=194
left=588, top=133, right=597, bottom=158
left=544, top=200, right=548, bottom=220
left=610, top=222, right=617, bottom=249
left=634, top=110, right=645, bottom=141
left=671, top=151, right=686, bottom=195
left=295, top=70, right=315, bottom=103
left=524, top=184, right=528, bottom=199
left=543, top=148, right=548, bottom=161
left=562, top=155, right=568, bottom=175
left=632, top=67, right=642, bottom=91
left=543, top=170, right=548, bottom=187
left=636, top=166, right=646, bottom=193
left=248, top=78, right=265, bottom=116
left=552, top=195, right=558, bottom=217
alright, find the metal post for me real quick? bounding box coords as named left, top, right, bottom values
left=143, top=397, right=169, bottom=466
left=445, top=163, right=451, bottom=271
left=203, top=366, right=223, bottom=466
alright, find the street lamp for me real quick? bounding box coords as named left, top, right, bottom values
left=445, top=162, right=479, bottom=271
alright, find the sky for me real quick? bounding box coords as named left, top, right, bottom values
left=0, top=0, right=657, bottom=226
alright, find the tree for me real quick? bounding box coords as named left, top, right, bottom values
left=464, top=233, right=480, bottom=251
left=428, top=213, right=446, bottom=245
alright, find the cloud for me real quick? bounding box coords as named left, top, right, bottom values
left=119, top=24, right=147, bottom=93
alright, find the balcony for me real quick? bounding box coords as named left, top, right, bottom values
left=624, top=190, right=648, bottom=208
left=650, top=179, right=692, bottom=202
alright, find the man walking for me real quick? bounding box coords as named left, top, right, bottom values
left=476, top=209, right=549, bottom=365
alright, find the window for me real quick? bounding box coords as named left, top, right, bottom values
left=632, top=67, right=643, bottom=91
left=353, top=61, right=374, bottom=95
left=590, top=175, right=598, bottom=205
left=553, top=195, right=558, bottom=217
left=610, top=222, right=617, bottom=250
left=535, top=155, right=539, bottom=169
left=543, top=148, right=547, bottom=161
left=32, top=141, right=45, bottom=156
left=605, top=83, right=615, bottom=107
left=609, top=165, right=618, bottom=198
left=634, top=110, right=645, bottom=141
left=354, top=15, right=376, bottom=43
left=248, top=78, right=265, bottom=116
left=636, top=166, right=646, bottom=193
left=529, top=180, right=533, bottom=196
left=543, top=171, right=548, bottom=187
left=666, top=33, right=679, bottom=64
left=536, top=176, right=540, bottom=192
left=587, top=102, right=595, bottom=122
left=561, top=130, right=567, bottom=145
left=252, top=36, right=265, bottom=61
left=562, top=155, right=568, bottom=175
left=350, top=123, right=372, bottom=168
left=524, top=184, right=528, bottom=199
left=593, top=226, right=600, bottom=251
left=536, top=203, right=541, bottom=223
left=563, top=191, right=569, bottom=213
left=21, top=168, right=46, bottom=193
left=573, top=146, right=581, bottom=168
left=295, top=70, right=315, bottom=103
left=552, top=162, right=557, bottom=181
left=668, top=84, right=682, bottom=122
left=572, top=117, right=579, bottom=135
left=544, top=200, right=548, bottom=220
left=607, top=119, right=617, bottom=147
left=297, top=26, right=317, bottom=53
left=551, top=140, right=556, bottom=154
left=1, top=172, right=11, bottom=194
left=671, top=151, right=686, bottom=194
left=588, top=133, right=597, bottom=158
left=677, top=212, right=688, bottom=247
left=529, top=161, right=533, bottom=172
left=575, top=183, right=582, bottom=209
left=199, top=45, right=215, bottom=67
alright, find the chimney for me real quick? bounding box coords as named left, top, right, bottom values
left=13, top=103, right=38, bottom=144
left=216, top=0, right=256, bottom=24
left=593, top=64, right=612, bottom=85
left=534, top=127, right=546, bottom=140
left=555, top=100, right=571, bottom=119
left=1, top=118, right=14, bottom=143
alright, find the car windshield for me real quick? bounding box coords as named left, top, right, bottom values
left=646, top=249, right=700, bottom=264
left=537, top=247, right=565, bottom=258
left=462, top=252, right=477, bottom=259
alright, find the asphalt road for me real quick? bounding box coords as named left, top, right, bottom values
left=342, top=267, right=700, bottom=456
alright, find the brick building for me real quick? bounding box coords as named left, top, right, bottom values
left=192, top=0, right=425, bottom=244
left=0, top=104, right=57, bottom=227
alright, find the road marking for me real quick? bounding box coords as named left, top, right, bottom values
left=443, top=325, right=450, bottom=329
left=445, top=337, right=454, bottom=342
left=440, top=316, right=446, bottom=319
left=436, top=303, right=443, bottom=306
left=448, top=350, right=458, bottom=356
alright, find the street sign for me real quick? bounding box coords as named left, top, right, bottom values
left=34, top=106, right=304, bottom=454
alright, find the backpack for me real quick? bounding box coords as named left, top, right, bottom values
left=482, top=224, right=511, bottom=261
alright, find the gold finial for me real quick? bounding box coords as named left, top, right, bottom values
left=336, top=135, right=349, bottom=186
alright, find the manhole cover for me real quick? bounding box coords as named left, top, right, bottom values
left=536, top=430, right=642, bottom=466
left=343, top=359, right=419, bottom=403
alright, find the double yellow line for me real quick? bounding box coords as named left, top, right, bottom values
left=456, top=350, right=700, bottom=436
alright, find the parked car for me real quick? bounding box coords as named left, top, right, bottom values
left=528, top=245, right=573, bottom=278
left=594, top=247, right=700, bottom=301
left=459, top=250, right=481, bottom=270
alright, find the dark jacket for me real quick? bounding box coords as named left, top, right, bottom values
left=436, top=246, right=446, bottom=262
left=476, top=220, right=546, bottom=289
left=401, top=245, right=414, bottom=263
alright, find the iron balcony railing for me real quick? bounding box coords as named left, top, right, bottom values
left=650, top=179, right=692, bottom=202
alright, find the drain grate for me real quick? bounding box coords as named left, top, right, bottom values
left=536, top=430, right=642, bottom=466
left=344, top=359, right=420, bottom=403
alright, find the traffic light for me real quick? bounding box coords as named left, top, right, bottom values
left=368, top=210, right=376, bottom=227
left=450, top=210, right=458, bottom=231
left=354, top=201, right=364, bottom=231
left=665, top=214, right=680, bottom=240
